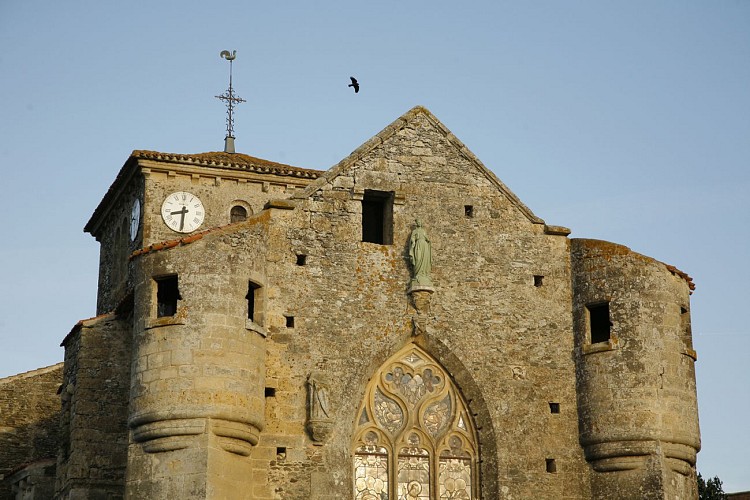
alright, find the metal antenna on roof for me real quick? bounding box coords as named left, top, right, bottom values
left=216, top=50, right=245, bottom=153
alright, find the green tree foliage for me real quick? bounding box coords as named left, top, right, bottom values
left=698, top=473, right=727, bottom=500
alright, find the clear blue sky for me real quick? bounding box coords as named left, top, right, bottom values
left=1, top=0, right=748, bottom=492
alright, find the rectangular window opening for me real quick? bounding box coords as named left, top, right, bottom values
left=296, top=254, right=307, bottom=266
left=246, top=281, right=261, bottom=322
left=534, top=275, right=544, bottom=287
left=587, top=302, right=611, bottom=344
left=265, top=387, right=276, bottom=398
left=546, top=458, right=557, bottom=473
left=361, top=190, right=394, bottom=245
left=276, top=447, right=287, bottom=460
left=285, top=315, right=295, bottom=328
left=464, top=205, right=474, bottom=217
left=549, top=402, right=560, bottom=414
left=156, top=275, right=181, bottom=317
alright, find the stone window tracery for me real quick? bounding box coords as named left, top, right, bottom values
left=353, top=344, right=478, bottom=499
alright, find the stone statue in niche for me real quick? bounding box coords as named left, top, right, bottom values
left=306, top=372, right=334, bottom=444
left=409, top=219, right=433, bottom=288
left=408, top=220, right=434, bottom=335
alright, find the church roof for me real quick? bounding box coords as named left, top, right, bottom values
left=295, top=105, right=545, bottom=225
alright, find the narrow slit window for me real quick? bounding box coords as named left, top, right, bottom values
left=246, top=281, right=261, bottom=322
left=587, top=302, right=611, bottom=344
left=230, top=205, right=248, bottom=223
left=680, top=306, right=693, bottom=350
left=361, top=190, right=394, bottom=245
left=156, top=275, right=181, bottom=317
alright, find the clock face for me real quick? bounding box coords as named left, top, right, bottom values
left=161, top=191, right=205, bottom=233
left=130, top=198, right=141, bottom=241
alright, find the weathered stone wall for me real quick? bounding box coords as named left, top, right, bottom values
left=5, top=459, right=56, bottom=500
left=93, top=172, right=144, bottom=315
left=571, top=238, right=699, bottom=499
left=0, top=364, right=62, bottom=500
left=91, top=155, right=317, bottom=316
left=56, top=314, right=132, bottom=499
left=251, top=110, right=590, bottom=498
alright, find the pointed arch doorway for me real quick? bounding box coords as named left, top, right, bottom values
left=353, top=343, right=479, bottom=499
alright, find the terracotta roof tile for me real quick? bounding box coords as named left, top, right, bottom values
left=130, top=210, right=273, bottom=260
left=132, top=150, right=323, bottom=179
left=666, top=264, right=696, bottom=292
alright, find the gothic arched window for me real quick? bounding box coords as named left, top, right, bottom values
left=353, top=344, right=478, bottom=499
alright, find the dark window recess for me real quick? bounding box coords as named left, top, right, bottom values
left=361, top=190, right=394, bottom=244
left=549, top=402, right=560, bottom=414
left=276, top=447, right=287, bottom=460
left=230, top=205, right=248, bottom=223
left=156, top=275, right=181, bottom=317
left=296, top=254, right=307, bottom=266
left=246, top=281, right=261, bottom=321
left=534, top=275, right=544, bottom=287
left=285, top=315, right=295, bottom=328
left=265, top=387, right=276, bottom=397
left=464, top=205, right=474, bottom=217
left=546, top=458, right=557, bottom=473
left=588, top=303, right=612, bottom=344
left=680, top=306, right=693, bottom=349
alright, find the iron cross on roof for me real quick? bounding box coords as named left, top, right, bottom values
left=216, top=50, right=246, bottom=153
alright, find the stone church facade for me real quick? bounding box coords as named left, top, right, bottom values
left=0, top=106, right=700, bottom=499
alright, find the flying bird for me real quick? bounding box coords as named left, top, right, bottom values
left=348, top=76, right=359, bottom=93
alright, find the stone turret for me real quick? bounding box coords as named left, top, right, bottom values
left=571, top=238, right=700, bottom=499
left=126, top=224, right=269, bottom=496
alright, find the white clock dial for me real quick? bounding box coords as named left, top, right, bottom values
left=130, top=198, right=141, bottom=241
left=161, top=191, right=205, bottom=233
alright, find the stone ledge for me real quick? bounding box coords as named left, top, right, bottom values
left=581, top=337, right=618, bottom=355
left=245, top=320, right=268, bottom=338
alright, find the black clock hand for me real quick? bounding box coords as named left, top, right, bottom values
left=171, top=206, right=189, bottom=231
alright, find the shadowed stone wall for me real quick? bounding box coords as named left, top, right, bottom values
left=0, top=364, right=62, bottom=500
left=56, top=314, right=132, bottom=499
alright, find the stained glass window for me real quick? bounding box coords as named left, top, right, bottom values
left=353, top=344, right=478, bottom=499
left=354, top=431, right=389, bottom=499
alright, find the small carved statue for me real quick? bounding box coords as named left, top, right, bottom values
left=409, top=220, right=433, bottom=288
left=309, top=378, right=330, bottom=420
left=307, top=372, right=334, bottom=444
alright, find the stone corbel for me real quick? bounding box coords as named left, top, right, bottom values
left=409, top=288, right=434, bottom=337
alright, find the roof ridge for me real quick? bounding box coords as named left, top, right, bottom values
left=132, top=150, right=323, bottom=179
left=0, top=363, right=64, bottom=384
